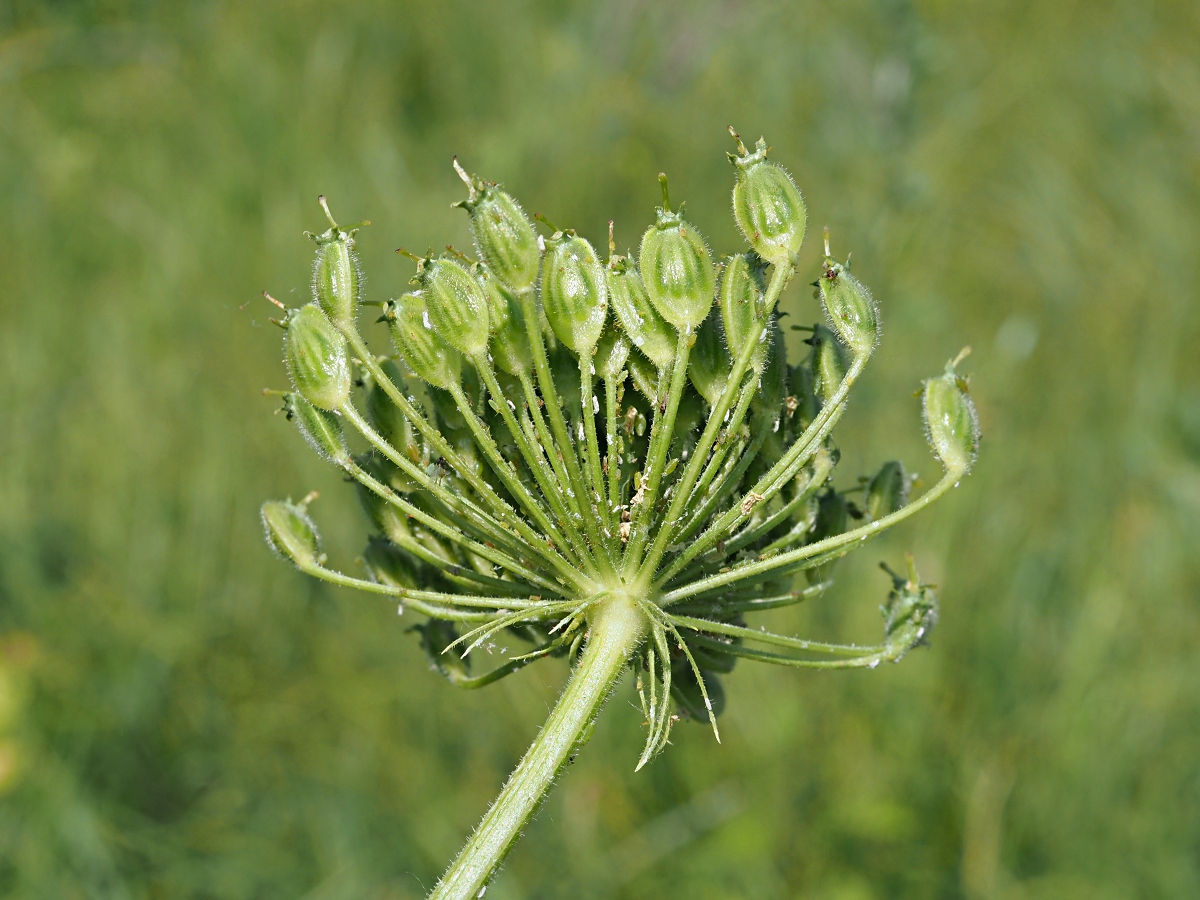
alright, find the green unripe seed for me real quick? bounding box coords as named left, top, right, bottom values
left=286, top=393, right=350, bottom=465
left=595, top=331, right=630, bottom=382
left=541, top=233, right=608, bottom=354
left=688, top=310, right=731, bottom=406
left=819, top=258, right=878, bottom=358
left=639, top=182, right=715, bottom=333
left=284, top=303, right=351, bottom=411
left=309, top=196, right=365, bottom=327
left=720, top=252, right=771, bottom=375
left=261, top=499, right=322, bottom=569
left=864, top=460, right=910, bottom=521
left=387, top=292, right=464, bottom=391
left=729, top=135, right=807, bottom=266
left=416, top=257, right=490, bottom=358
left=607, top=255, right=676, bottom=370
left=454, top=161, right=541, bottom=292
left=923, top=359, right=979, bottom=477
left=476, top=266, right=533, bottom=377
left=809, top=324, right=848, bottom=405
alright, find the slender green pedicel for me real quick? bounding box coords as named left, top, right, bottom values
left=259, top=131, right=979, bottom=900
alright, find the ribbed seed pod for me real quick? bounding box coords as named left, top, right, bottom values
left=923, top=360, right=979, bottom=477
left=729, top=134, right=806, bottom=266
left=607, top=256, right=676, bottom=370
left=285, top=304, right=351, bottom=411
left=261, top=499, right=322, bottom=569
left=416, top=257, right=490, bottom=358
left=286, top=393, right=350, bottom=465
left=639, top=184, right=715, bottom=333
left=309, top=200, right=363, bottom=328
left=476, top=266, right=533, bottom=377
left=864, top=461, right=910, bottom=521
left=541, top=232, right=608, bottom=355
left=819, top=258, right=878, bottom=358
left=720, top=252, right=771, bottom=374
left=454, top=162, right=541, bottom=293
left=688, top=310, right=731, bottom=406
left=809, top=324, right=848, bottom=406
left=387, top=292, right=464, bottom=391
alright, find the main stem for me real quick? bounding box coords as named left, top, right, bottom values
left=429, top=592, right=648, bottom=900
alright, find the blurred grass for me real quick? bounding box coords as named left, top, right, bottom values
left=1, top=1, right=1198, bottom=897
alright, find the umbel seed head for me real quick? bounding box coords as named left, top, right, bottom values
left=729, top=130, right=807, bottom=266
left=386, top=292, right=464, bottom=391
left=286, top=393, right=350, bottom=465
left=285, top=303, right=351, bottom=411
left=476, top=266, right=533, bottom=377
left=412, top=256, right=490, bottom=359
left=261, top=498, right=322, bottom=569
left=720, top=251, right=772, bottom=375
left=308, top=196, right=366, bottom=327
left=606, top=248, right=676, bottom=371
left=639, top=174, right=715, bottom=333
left=454, top=159, right=541, bottom=292
left=818, top=240, right=878, bottom=359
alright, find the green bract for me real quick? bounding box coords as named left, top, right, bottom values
left=260, top=129, right=979, bottom=900
left=284, top=303, right=351, bottom=411
left=729, top=134, right=807, bottom=266
left=541, top=232, right=608, bottom=354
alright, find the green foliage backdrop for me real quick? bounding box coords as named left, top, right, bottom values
left=1, top=1, right=1198, bottom=897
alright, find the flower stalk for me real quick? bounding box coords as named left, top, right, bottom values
left=258, top=129, right=979, bottom=897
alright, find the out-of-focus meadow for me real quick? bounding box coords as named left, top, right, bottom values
left=1, top=1, right=1198, bottom=897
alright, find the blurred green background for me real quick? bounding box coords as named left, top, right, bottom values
left=2, top=0, right=1198, bottom=897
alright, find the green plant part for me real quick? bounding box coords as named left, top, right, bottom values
left=259, top=129, right=979, bottom=900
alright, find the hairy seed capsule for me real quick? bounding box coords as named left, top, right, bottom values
left=286, top=393, right=350, bottom=464
left=864, top=460, right=910, bottom=521
left=477, top=266, right=533, bottom=377
left=688, top=311, right=731, bottom=406
left=285, top=304, right=351, bottom=410
left=415, top=257, right=490, bottom=358
left=922, top=360, right=979, bottom=477
left=595, top=331, right=630, bottom=381
left=261, top=499, right=322, bottom=569
left=454, top=162, right=541, bottom=292
left=309, top=200, right=363, bottom=328
left=809, top=324, right=848, bottom=406
left=607, top=256, right=676, bottom=370
left=720, top=252, right=771, bottom=374
left=387, top=292, right=464, bottom=391
left=639, top=182, right=715, bottom=333
left=729, top=135, right=807, bottom=266
left=541, top=232, right=608, bottom=354
left=819, top=258, right=878, bottom=358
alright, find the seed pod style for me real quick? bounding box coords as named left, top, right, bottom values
left=922, top=359, right=979, bottom=477
left=808, top=324, right=848, bottom=406
left=387, top=292, right=464, bottom=391
left=864, top=461, right=909, bottom=521
left=541, top=232, right=608, bottom=354
left=261, top=499, right=322, bottom=569
left=475, top=266, right=532, bottom=377
left=729, top=134, right=807, bottom=266
left=607, top=255, right=676, bottom=370
left=819, top=258, right=878, bottom=358
left=639, top=179, right=715, bottom=333
left=286, top=393, right=350, bottom=465
left=414, top=257, right=490, bottom=358
left=688, top=311, right=731, bottom=406
left=720, top=252, right=771, bottom=374
left=285, top=304, right=351, bottom=411
left=309, top=198, right=364, bottom=328
left=454, top=161, right=541, bottom=293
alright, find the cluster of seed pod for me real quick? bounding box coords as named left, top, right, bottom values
left=262, top=130, right=978, bottom=767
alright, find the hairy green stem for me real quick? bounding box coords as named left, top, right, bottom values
left=429, top=591, right=647, bottom=900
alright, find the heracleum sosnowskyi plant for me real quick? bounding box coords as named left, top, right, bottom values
left=259, top=128, right=978, bottom=899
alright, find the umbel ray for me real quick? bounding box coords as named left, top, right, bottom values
left=260, top=127, right=979, bottom=900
